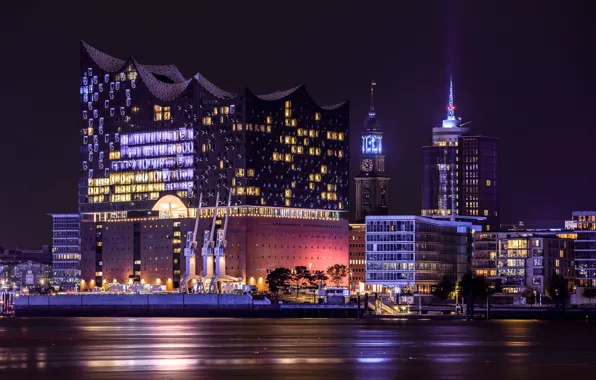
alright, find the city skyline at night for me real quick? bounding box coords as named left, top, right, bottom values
left=1, top=2, right=595, bottom=248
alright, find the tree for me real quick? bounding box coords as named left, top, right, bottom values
left=308, top=271, right=328, bottom=289
left=291, top=266, right=311, bottom=298
left=326, top=264, right=348, bottom=287
left=266, top=268, right=291, bottom=297
left=547, top=274, right=569, bottom=311
left=459, top=271, right=489, bottom=318
left=433, top=275, right=456, bottom=301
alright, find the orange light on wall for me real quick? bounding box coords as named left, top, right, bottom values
left=141, top=278, right=146, bottom=284
left=156, top=278, right=162, bottom=285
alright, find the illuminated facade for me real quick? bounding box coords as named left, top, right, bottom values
left=473, top=231, right=575, bottom=296
left=572, top=211, right=596, bottom=287
left=422, top=77, right=500, bottom=231
left=49, top=214, right=81, bottom=290
left=78, top=42, right=349, bottom=289
left=354, top=81, right=390, bottom=222
left=365, top=215, right=476, bottom=294
left=348, top=223, right=366, bottom=292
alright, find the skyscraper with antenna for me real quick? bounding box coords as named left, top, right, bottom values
left=421, top=76, right=500, bottom=230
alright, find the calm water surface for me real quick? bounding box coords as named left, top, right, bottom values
left=1, top=318, right=595, bottom=379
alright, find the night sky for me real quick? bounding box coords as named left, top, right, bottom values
left=1, top=1, right=594, bottom=249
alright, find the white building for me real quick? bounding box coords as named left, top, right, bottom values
left=365, top=215, right=479, bottom=294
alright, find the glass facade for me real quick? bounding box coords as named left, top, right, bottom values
left=79, top=42, right=349, bottom=215
left=365, top=216, right=474, bottom=293
left=50, top=214, right=81, bottom=290
left=573, top=212, right=596, bottom=286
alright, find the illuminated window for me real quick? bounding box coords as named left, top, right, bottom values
left=247, top=169, right=255, bottom=177
left=338, top=150, right=344, bottom=158
left=285, top=189, right=292, bottom=198
left=154, top=105, right=163, bottom=121
left=132, top=106, right=140, bottom=113
left=556, top=259, right=560, bottom=267
left=285, top=199, right=291, bottom=207
left=320, top=165, right=328, bottom=174
left=559, top=250, right=564, bottom=258
left=236, top=187, right=246, bottom=195
left=247, top=186, right=260, bottom=196
left=338, top=202, right=344, bottom=209
left=315, top=112, right=321, bottom=121
left=285, top=109, right=291, bottom=117
left=109, top=151, right=120, bottom=160
left=285, top=100, right=291, bottom=108
left=266, top=116, right=272, bottom=124
left=309, top=183, right=315, bottom=190
left=291, top=181, right=296, bottom=188
left=266, top=125, right=272, bottom=133
left=303, top=138, right=309, bottom=146
left=203, top=117, right=212, bottom=125
left=220, top=160, right=224, bottom=169
left=291, top=119, right=297, bottom=127
left=284, top=153, right=293, bottom=162
left=484, top=209, right=488, bottom=216
left=235, top=168, right=245, bottom=177
left=338, top=132, right=344, bottom=141
left=314, top=173, right=321, bottom=182
left=486, top=179, right=491, bottom=186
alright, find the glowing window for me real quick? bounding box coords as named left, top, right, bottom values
left=315, top=112, right=321, bottom=121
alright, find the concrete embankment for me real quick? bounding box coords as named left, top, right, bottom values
left=13, top=295, right=361, bottom=318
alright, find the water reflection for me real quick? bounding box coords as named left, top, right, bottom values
left=0, top=318, right=595, bottom=379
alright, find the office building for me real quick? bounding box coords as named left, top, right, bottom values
left=572, top=211, right=596, bottom=287
left=50, top=214, right=81, bottom=291
left=458, top=135, right=499, bottom=228
left=348, top=223, right=366, bottom=292
left=365, top=215, right=477, bottom=293
left=422, top=77, right=500, bottom=231
left=354, top=81, right=390, bottom=222
left=473, top=231, right=575, bottom=297
left=78, top=42, right=349, bottom=290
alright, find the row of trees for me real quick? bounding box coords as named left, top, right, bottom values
left=266, top=264, right=348, bottom=297
left=433, top=272, right=573, bottom=311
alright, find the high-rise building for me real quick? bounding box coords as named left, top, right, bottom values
left=365, top=215, right=478, bottom=294
left=78, top=42, right=349, bottom=290
left=354, top=81, right=390, bottom=222
left=458, top=135, right=500, bottom=229
left=49, top=214, right=81, bottom=291
left=422, top=76, right=500, bottom=231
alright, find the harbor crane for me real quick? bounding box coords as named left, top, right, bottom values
left=208, top=191, right=242, bottom=293
left=181, top=193, right=204, bottom=293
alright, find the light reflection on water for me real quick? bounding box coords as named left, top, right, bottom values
left=0, top=318, right=595, bottom=379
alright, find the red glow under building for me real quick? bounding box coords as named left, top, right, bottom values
left=80, top=204, right=348, bottom=291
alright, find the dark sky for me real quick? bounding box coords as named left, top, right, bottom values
left=1, top=1, right=595, bottom=249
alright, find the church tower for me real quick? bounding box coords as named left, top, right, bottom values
left=355, top=81, right=390, bottom=222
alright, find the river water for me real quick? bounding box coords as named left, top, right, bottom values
left=0, top=318, right=595, bottom=379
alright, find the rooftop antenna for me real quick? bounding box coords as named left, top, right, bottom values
left=447, top=75, right=456, bottom=121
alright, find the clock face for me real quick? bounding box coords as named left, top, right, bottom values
left=361, top=159, right=373, bottom=172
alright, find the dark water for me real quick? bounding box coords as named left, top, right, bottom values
left=1, top=318, right=595, bottom=379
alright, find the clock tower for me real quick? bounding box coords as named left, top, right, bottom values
left=355, top=81, right=390, bottom=222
